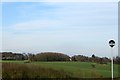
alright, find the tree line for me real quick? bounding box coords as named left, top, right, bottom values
left=28, top=52, right=70, bottom=61
left=0, top=52, right=120, bottom=64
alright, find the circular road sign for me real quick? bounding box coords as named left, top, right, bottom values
left=109, top=40, right=115, bottom=48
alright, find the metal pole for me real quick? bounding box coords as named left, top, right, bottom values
left=111, top=48, right=113, bottom=80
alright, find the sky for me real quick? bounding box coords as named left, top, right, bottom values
left=1, top=2, right=118, bottom=57
left=1, top=0, right=119, bottom=2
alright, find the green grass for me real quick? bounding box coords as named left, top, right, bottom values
left=32, top=62, right=119, bottom=78
left=2, top=60, right=119, bottom=78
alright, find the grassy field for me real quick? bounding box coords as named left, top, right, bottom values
left=32, top=61, right=119, bottom=78
left=1, top=60, right=119, bottom=78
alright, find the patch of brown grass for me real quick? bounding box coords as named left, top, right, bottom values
left=2, top=62, right=73, bottom=79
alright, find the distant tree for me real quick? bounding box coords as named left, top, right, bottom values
left=1, top=52, right=25, bottom=60
left=35, top=52, right=70, bottom=61
left=71, top=56, right=77, bottom=61
left=71, top=54, right=111, bottom=64
left=23, top=53, right=28, bottom=60
left=114, top=56, right=120, bottom=64
left=28, top=53, right=36, bottom=61
left=1, top=52, right=113, bottom=64
left=71, top=55, right=89, bottom=62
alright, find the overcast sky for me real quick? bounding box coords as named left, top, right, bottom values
left=1, top=2, right=118, bottom=57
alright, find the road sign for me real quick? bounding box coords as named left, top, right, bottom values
left=109, top=39, right=115, bottom=80
left=109, top=40, right=115, bottom=48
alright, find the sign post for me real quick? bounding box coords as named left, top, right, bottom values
left=109, top=40, right=115, bottom=80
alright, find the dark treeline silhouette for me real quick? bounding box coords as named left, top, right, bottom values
left=113, top=56, right=120, bottom=64
left=71, top=54, right=111, bottom=64
left=28, top=52, right=70, bottom=61
left=1, top=52, right=26, bottom=60
left=0, top=52, right=120, bottom=64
